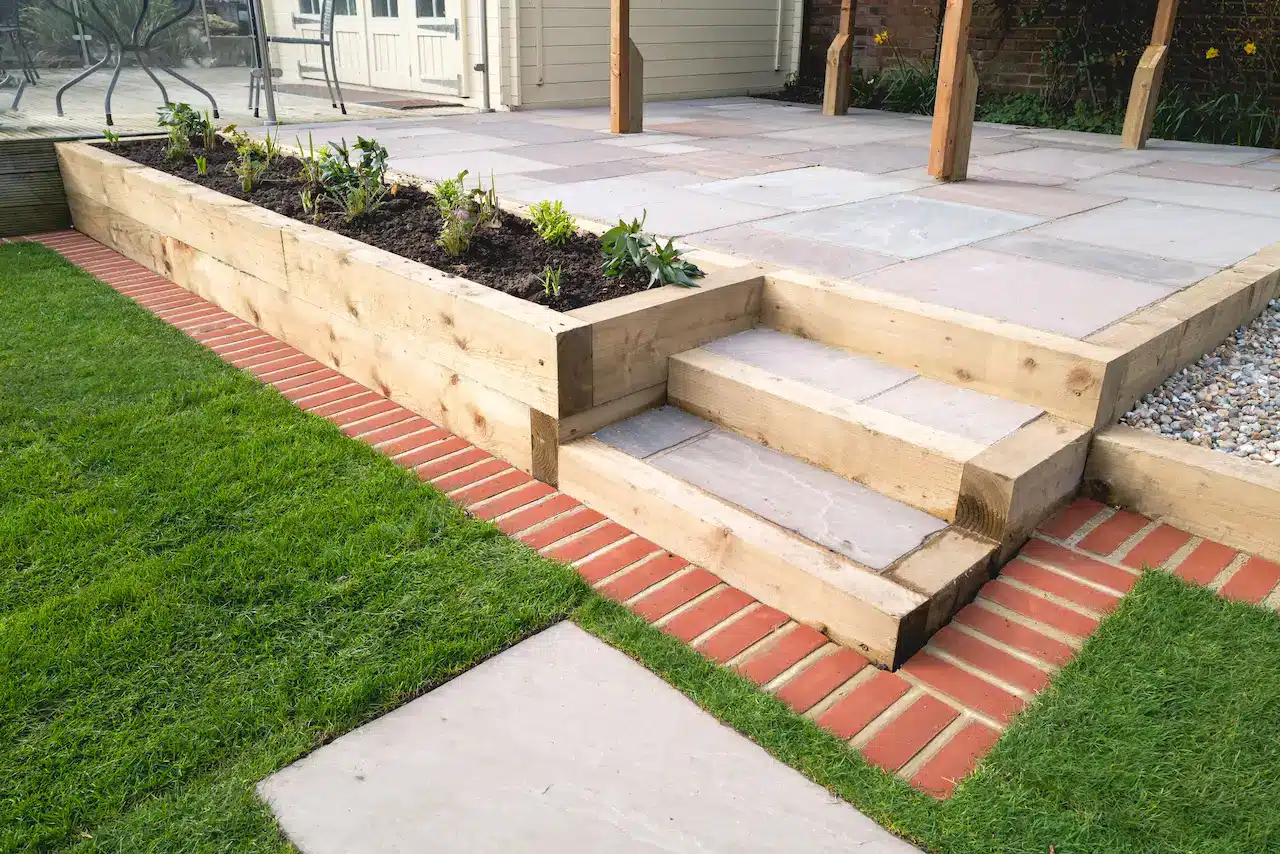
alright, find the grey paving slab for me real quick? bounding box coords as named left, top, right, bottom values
left=652, top=430, right=948, bottom=569
left=1251, top=157, right=1280, bottom=172
left=1010, top=129, right=1125, bottom=150
left=979, top=232, right=1219, bottom=288
left=1070, top=172, right=1280, bottom=219
left=458, top=121, right=599, bottom=145
left=514, top=140, right=653, bottom=165
left=766, top=123, right=931, bottom=147
left=594, top=405, right=715, bottom=458
left=391, top=150, right=556, bottom=179
left=1144, top=138, right=1280, bottom=166
left=684, top=224, right=900, bottom=278
left=597, top=131, right=703, bottom=148
left=760, top=196, right=1043, bottom=260
left=912, top=178, right=1121, bottom=218
left=854, top=246, right=1174, bottom=338
left=864, top=377, right=1043, bottom=446
left=1126, top=160, right=1280, bottom=190
left=692, top=166, right=923, bottom=212
left=702, top=328, right=916, bottom=400
left=383, top=130, right=521, bottom=155
left=696, top=135, right=828, bottom=156
left=1028, top=199, right=1280, bottom=267
left=971, top=146, right=1155, bottom=180
left=259, top=623, right=922, bottom=854
left=644, top=150, right=808, bottom=179
left=790, top=143, right=933, bottom=174
left=519, top=159, right=653, bottom=184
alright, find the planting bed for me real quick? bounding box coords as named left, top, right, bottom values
left=113, top=138, right=649, bottom=311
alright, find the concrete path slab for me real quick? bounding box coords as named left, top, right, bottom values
left=978, top=233, right=1220, bottom=288
left=854, top=246, right=1173, bottom=338
left=692, top=166, right=922, bottom=211
left=865, top=376, right=1043, bottom=446
left=971, top=146, right=1153, bottom=180
left=702, top=328, right=917, bottom=400
left=651, top=429, right=948, bottom=569
left=258, top=623, right=922, bottom=854
left=684, top=224, right=899, bottom=278
left=761, top=196, right=1042, bottom=260
left=1028, top=199, right=1280, bottom=267
left=1070, top=172, right=1280, bottom=219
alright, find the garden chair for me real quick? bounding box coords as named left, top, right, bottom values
left=249, top=0, right=346, bottom=117
left=0, top=0, right=37, bottom=87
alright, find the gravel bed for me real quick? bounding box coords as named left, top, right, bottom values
left=1121, top=299, right=1280, bottom=466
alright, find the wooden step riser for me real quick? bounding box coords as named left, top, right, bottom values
left=668, top=349, right=977, bottom=522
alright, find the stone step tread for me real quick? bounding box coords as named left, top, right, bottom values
left=594, top=407, right=949, bottom=571
left=698, top=327, right=1043, bottom=447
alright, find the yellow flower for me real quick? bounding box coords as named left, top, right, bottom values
left=874, top=30, right=889, bottom=46
left=1244, top=42, right=1258, bottom=55
left=1205, top=47, right=1220, bottom=59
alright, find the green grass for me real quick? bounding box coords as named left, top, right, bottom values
left=4, top=242, right=1280, bottom=853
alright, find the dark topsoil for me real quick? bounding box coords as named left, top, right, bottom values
left=113, top=138, right=651, bottom=312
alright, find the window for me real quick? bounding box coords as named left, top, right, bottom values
left=416, top=0, right=445, bottom=16
left=332, top=0, right=357, bottom=15
left=298, top=0, right=319, bottom=13
left=371, top=0, right=399, bottom=15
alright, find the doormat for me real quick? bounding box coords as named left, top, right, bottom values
left=272, top=83, right=452, bottom=110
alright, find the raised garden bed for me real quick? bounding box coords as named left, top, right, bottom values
left=56, top=140, right=765, bottom=482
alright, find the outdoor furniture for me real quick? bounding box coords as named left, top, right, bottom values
left=46, top=0, right=220, bottom=126
left=248, top=0, right=344, bottom=117
left=0, top=0, right=37, bottom=86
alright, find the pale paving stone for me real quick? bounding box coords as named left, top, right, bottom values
left=644, top=150, right=809, bottom=179
left=691, top=166, right=923, bottom=212
left=760, top=195, right=1043, bottom=260
left=864, top=377, right=1043, bottom=446
left=597, top=132, right=702, bottom=148
left=1028, top=199, right=1280, bottom=267
left=391, top=150, right=556, bottom=179
left=453, top=121, right=598, bottom=145
left=513, top=140, right=653, bottom=165
left=519, top=159, right=653, bottom=184
left=791, top=143, right=933, bottom=174
left=765, top=122, right=931, bottom=147
left=702, top=328, right=917, bottom=400
left=912, top=178, right=1122, bottom=218
left=1070, top=172, right=1280, bottom=219
left=638, top=142, right=706, bottom=154
left=259, top=623, right=922, bottom=854
left=979, top=232, right=1219, bottom=289
left=382, top=130, right=521, bottom=155
left=697, top=135, right=828, bottom=156
left=595, top=406, right=715, bottom=458
left=683, top=224, right=900, bottom=278
left=1144, top=137, right=1280, bottom=166
left=1126, top=160, right=1280, bottom=191
left=971, top=146, right=1156, bottom=180
left=853, top=246, right=1174, bottom=338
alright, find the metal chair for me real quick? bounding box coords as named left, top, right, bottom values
left=0, top=0, right=37, bottom=87
left=249, top=0, right=345, bottom=117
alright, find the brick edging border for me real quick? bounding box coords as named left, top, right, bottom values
left=11, top=230, right=1280, bottom=801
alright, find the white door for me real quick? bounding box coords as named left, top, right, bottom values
left=366, top=0, right=464, bottom=95
left=274, top=0, right=370, bottom=88
left=412, top=0, right=464, bottom=97
left=367, top=0, right=415, bottom=90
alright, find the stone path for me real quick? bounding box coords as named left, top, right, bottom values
left=269, top=97, right=1280, bottom=342
left=12, top=229, right=1280, bottom=816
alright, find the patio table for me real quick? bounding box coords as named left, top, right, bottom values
left=48, top=0, right=220, bottom=125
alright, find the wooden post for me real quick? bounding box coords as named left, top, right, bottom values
left=1121, top=0, right=1178, bottom=150
left=610, top=0, right=633, bottom=133
left=949, top=56, right=979, bottom=182
left=928, top=0, right=975, bottom=181
left=629, top=41, right=644, bottom=132
left=822, top=0, right=857, bottom=116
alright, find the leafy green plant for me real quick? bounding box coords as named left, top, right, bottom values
left=538, top=265, right=563, bottom=297
left=432, top=170, right=468, bottom=219
left=600, top=211, right=704, bottom=289
left=102, top=129, right=120, bottom=148
left=164, top=125, right=190, bottom=162
left=295, top=134, right=325, bottom=189
left=222, top=128, right=277, bottom=193
left=438, top=206, right=479, bottom=258
left=528, top=200, right=577, bottom=246
left=158, top=102, right=216, bottom=151
left=314, top=137, right=393, bottom=222
left=433, top=170, right=501, bottom=257
left=194, top=155, right=208, bottom=176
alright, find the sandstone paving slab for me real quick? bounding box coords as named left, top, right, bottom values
left=683, top=224, right=900, bottom=278
left=759, top=195, right=1043, bottom=260
left=1028, top=199, right=1280, bottom=267
left=651, top=429, right=948, bottom=569
left=391, top=149, right=555, bottom=179
left=971, top=146, right=1154, bottom=180
left=765, top=122, right=930, bottom=147
left=912, top=178, right=1121, bottom=218
left=979, top=232, right=1219, bottom=289
left=382, top=130, right=522, bottom=155
left=691, top=166, right=923, bottom=211
left=643, top=150, right=808, bottom=179
left=513, top=140, right=655, bottom=166
left=258, top=623, right=922, bottom=854
left=1144, top=137, right=1279, bottom=166
left=1070, top=172, right=1280, bottom=219
left=597, top=131, right=702, bottom=148
left=791, top=143, right=932, bottom=174
left=456, top=121, right=600, bottom=145
left=853, top=246, right=1174, bottom=338
left=595, top=405, right=715, bottom=458
left=696, top=135, right=828, bottom=156
left=702, top=328, right=917, bottom=400
left=519, top=159, right=653, bottom=184
left=1125, top=160, right=1280, bottom=190
left=864, top=377, right=1044, bottom=446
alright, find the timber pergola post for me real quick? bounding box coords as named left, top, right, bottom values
left=822, top=0, right=857, bottom=116
left=928, top=0, right=978, bottom=181
left=610, top=0, right=643, bottom=133
left=1122, top=0, right=1178, bottom=149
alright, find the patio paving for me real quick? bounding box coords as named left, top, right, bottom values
left=255, top=96, right=1279, bottom=341
left=258, top=622, right=921, bottom=854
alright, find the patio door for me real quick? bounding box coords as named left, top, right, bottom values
left=367, top=0, right=463, bottom=95
left=282, top=0, right=370, bottom=88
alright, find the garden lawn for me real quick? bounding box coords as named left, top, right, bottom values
left=4, top=243, right=1280, bottom=854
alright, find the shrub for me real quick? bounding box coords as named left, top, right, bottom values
left=528, top=200, right=577, bottom=246
left=316, top=137, right=394, bottom=221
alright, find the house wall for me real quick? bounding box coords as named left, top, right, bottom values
left=518, top=0, right=802, bottom=107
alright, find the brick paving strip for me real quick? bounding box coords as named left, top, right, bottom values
left=12, top=230, right=1280, bottom=800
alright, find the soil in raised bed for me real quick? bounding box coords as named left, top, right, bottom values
left=113, top=138, right=652, bottom=311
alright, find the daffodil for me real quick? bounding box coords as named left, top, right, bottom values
left=1244, top=42, right=1258, bottom=55
left=1205, top=47, right=1220, bottom=60
left=874, top=30, right=889, bottom=46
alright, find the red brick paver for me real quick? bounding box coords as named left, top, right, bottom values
left=24, top=230, right=1280, bottom=802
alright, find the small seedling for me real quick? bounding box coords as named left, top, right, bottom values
left=432, top=170, right=468, bottom=219
left=194, top=155, right=208, bottom=176
left=528, top=199, right=576, bottom=246
left=600, top=210, right=704, bottom=288
left=102, top=129, right=120, bottom=147
left=164, top=124, right=190, bottom=162
left=222, top=128, right=277, bottom=192
left=433, top=170, right=501, bottom=257
left=539, top=265, right=563, bottom=297
left=295, top=133, right=325, bottom=188
left=438, top=206, right=477, bottom=257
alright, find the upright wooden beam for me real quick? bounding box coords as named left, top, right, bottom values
left=928, top=0, right=975, bottom=181
left=1122, top=0, right=1178, bottom=150
left=822, top=0, right=857, bottom=116
left=610, top=0, right=634, bottom=133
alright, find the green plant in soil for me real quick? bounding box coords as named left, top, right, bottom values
left=528, top=199, right=577, bottom=246
left=433, top=170, right=501, bottom=258
left=223, top=129, right=277, bottom=194
left=193, top=154, right=208, bottom=176
left=295, top=133, right=325, bottom=190
left=538, top=265, right=563, bottom=297
left=600, top=211, right=704, bottom=289
left=157, top=102, right=216, bottom=153
left=102, top=128, right=120, bottom=147
left=315, top=137, right=393, bottom=222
